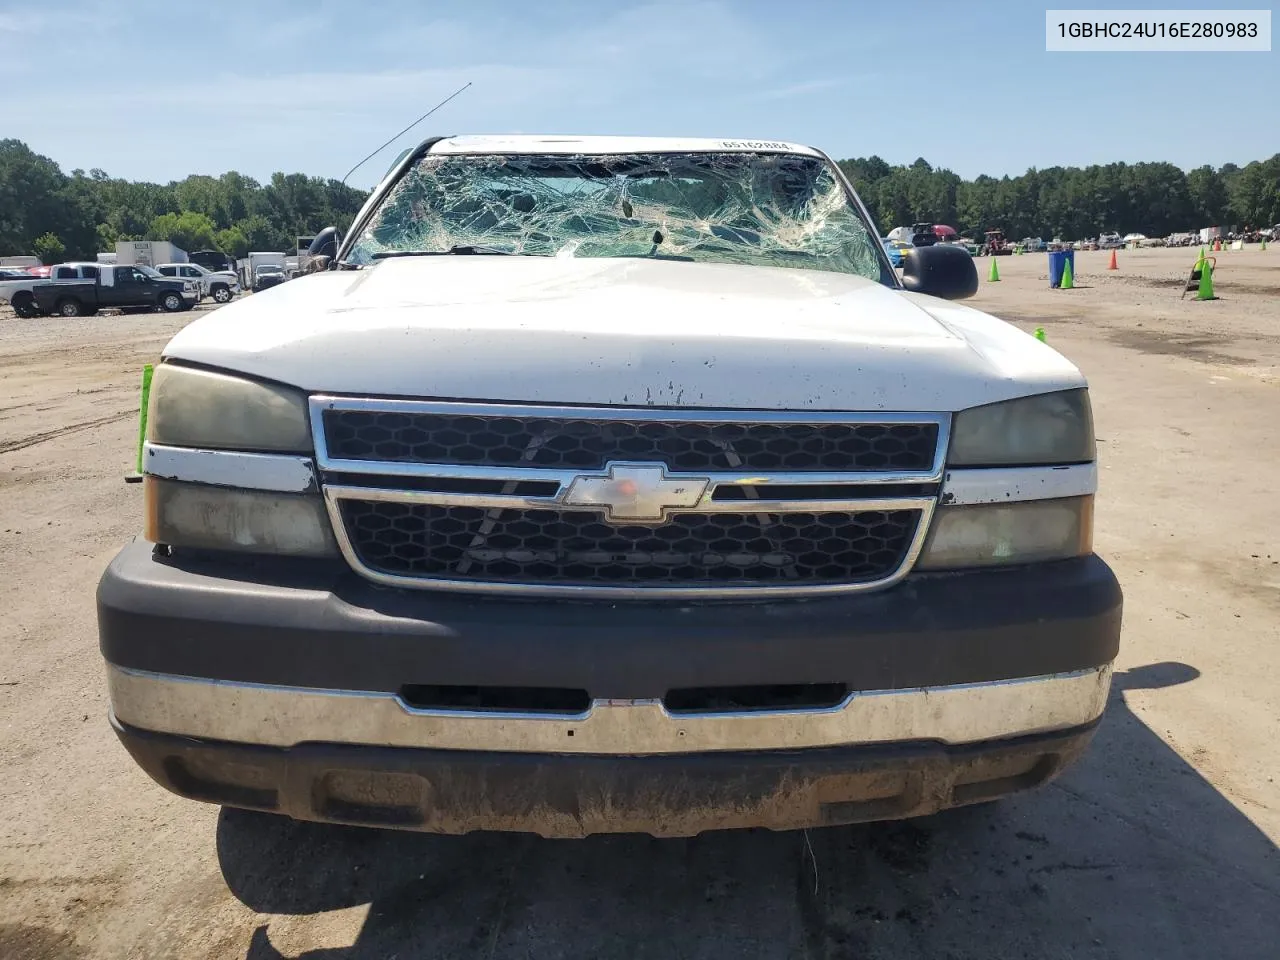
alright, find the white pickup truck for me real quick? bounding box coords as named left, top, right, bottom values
left=98, top=135, right=1121, bottom=838
left=1, top=268, right=48, bottom=317
left=156, top=262, right=240, bottom=303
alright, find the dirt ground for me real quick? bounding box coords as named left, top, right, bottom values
left=1, top=247, right=1277, bottom=959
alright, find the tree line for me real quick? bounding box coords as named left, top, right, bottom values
left=838, top=154, right=1280, bottom=240
left=2, top=137, right=1278, bottom=263
left=0, top=138, right=368, bottom=264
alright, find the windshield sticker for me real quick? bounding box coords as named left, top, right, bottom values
left=717, top=141, right=793, bottom=151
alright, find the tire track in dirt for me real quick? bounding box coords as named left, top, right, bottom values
left=0, top=410, right=135, bottom=455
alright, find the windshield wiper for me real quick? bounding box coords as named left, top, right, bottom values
left=371, top=245, right=516, bottom=259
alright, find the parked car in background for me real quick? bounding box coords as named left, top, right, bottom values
left=880, top=238, right=909, bottom=267
left=1021, top=237, right=1046, bottom=252
left=2, top=262, right=99, bottom=317
left=910, top=222, right=939, bottom=247
left=32, top=263, right=197, bottom=317
left=188, top=250, right=237, bottom=274
left=252, top=263, right=287, bottom=291
left=157, top=263, right=240, bottom=303
left=1097, top=233, right=1123, bottom=249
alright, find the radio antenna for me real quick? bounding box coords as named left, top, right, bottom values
left=341, top=81, right=472, bottom=186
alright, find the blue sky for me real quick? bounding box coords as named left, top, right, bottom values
left=1, top=0, right=1273, bottom=187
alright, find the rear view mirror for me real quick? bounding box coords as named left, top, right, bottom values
left=309, top=227, right=341, bottom=263
left=900, top=244, right=979, bottom=300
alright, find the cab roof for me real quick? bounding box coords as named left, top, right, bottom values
left=427, top=135, right=823, bottom=158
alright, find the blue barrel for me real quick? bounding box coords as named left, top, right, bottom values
left=1048, top=249, right=1076, bottom=288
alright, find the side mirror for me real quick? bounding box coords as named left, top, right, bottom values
left=309, top=227, right=340, bottom=262
left=900, top=243, right=979, bottom=300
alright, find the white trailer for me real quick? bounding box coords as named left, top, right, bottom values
left=0, top=255, right=42, bottom=269
left=117, top=241, right=188, bottom=268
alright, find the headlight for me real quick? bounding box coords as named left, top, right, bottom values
left=916, top=496, right=1092, bottom=569
left=949, top=390, right=1094, bottom=466
left=144, top=477, right=336, bottom=557
left=147, top=364, right=311, bottom=452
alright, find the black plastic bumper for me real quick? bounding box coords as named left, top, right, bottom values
left=112, top=714, right=1099, bottom=837
left=98, top=542, right=1122, bottom=697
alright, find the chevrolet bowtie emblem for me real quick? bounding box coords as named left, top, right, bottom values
left=562, top=463, right=709, bottom=522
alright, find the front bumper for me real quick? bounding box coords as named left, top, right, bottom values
left=112, top=715, right=1100, bottom=837
left=98, top=542, right=1121, bottom=833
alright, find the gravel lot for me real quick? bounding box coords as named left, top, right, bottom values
left=1, top=250, right=1277, bottom=959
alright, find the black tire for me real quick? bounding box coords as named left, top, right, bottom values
left=56, top=298, right=83, bottom=318
left=211, top=284, right=232, bottom=303
left=160, top=291, right=184, bottom=313
left=12, top=293, right=38, bottom=318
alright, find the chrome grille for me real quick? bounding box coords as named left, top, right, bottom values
left=313, top=398, right=948, bottom=598
left=340, top=501, right=919, bottom=586
left=322, top=409, right=938, bottom=472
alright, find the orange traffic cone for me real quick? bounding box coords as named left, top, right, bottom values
left=1107, top=249, right=1118, bottom=270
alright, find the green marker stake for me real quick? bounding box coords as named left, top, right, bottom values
left=1034, top=327, right=1046, bottom=342
left=135, top=364, right=154, bottom=474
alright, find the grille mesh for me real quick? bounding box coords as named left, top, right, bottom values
left=323, top=410, right=938, bottom=473
left=340, top=501, right=919, bottom=586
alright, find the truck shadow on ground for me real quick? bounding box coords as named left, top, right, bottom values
left=220, top=662, right=1279, bottom=960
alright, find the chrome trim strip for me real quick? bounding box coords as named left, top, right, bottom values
left=324, top=483, right=936, bottom=516
left=107, top=663, right=1112, bottom=755
left=143, top=443, right=316, bottom=493
left=321, top=487, right=935, bottom=598
left=942, top=463, right=1097, bottom=506
left=309, top=396, right=952, bottom=479
left=319, top=458, right=943, bottom=487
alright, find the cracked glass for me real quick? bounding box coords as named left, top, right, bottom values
left=346, top=152, right=887, bottom=281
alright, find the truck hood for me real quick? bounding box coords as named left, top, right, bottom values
left=162, top=257, right=1084, bottom=412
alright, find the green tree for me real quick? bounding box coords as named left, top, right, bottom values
left=148, top=211, right=219, bottom=251
left=0, top=140, right=97, bottom=259
left=234, top=214, right=287, bottom=253
left=215, top=226, right=250, bottom=258
left=1187, top=165, right=1228, bottom=226
left=32, top=232, right=65, bottom=264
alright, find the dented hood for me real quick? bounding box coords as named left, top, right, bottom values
left=162, top=257, right=1084, bottom=412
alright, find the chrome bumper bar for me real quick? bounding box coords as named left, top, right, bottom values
left=107, top=664, right=1112, bottom=756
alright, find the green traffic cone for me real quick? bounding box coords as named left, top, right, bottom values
left=1196, top=259, right=1215, bottom=300
left=1262, top=238, right=1268, bottom=251
left=1060, top=258, right=1074, bottom=289
left=988, top=258, right=1000, bottom=282
left=1034, top=327, right=1046, bottom=342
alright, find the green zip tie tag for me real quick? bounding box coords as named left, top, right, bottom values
left=135, top=364, right=154, bottom=475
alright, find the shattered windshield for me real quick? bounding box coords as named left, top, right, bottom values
left=346, top=152, right=888, bottom=281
